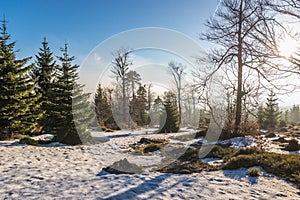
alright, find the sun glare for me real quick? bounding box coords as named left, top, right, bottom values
left=278, top=36, right=298, bottom=58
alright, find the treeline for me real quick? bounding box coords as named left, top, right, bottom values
left=94, top=76, right=181, bottom=133
left=94, top=48, right=202, bottom=133
left=0, top=21, right=93, bottom=144
left=283, top=105, right=300, bottom=125
left=257, top=92, right=300, bottom=130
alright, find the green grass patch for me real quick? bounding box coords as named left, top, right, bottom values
left=248, top=167, right=261, bottom=177
left=223, top=152, right=300, bottom=188
left=19, top=136, right=40, bottom=146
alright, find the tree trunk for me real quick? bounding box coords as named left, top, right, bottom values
left=178, top=90, right=182, bottom=126
left=235, top=0, right=244, bottom=133
left=122, top=78, right=127, bottom=125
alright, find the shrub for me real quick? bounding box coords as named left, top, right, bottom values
left=291, top=172, right=300, bottom=187
left=205, top=145, right=237, bottom=160
left=238, top=121, right=260, bottom=136
left=104, top=128, right=113, bottom=132
left=195, top=129, right=207, bottom=138
left=219, top=129, right=244, bottom=140
left=279, top=120, right=287, bottom=128
left=265, top=132, right=276, bottom=138
left=284, top=139, right=300, bottom=151
left=159, top=144, right=300, bottom=188
left=218, top=121, right=243, bottom=140
left=143, top=144, right=161, bottom=153
left=139, top=137, right=168, bottom=144
left=100, top=127, right=114, bottom=132
left=19, top=136, right=39, bottom=146
left=274, top=137, right=287, bottom=143
left=223, top=147, right=261, bottom=162
left=223, top=151, right=300, bottom=188
left=217, top=120, right=259, bottom=140
left=178, top=148, right=199, bottom=161
left=158, top=160, right=217, bottom=174
left=248, top=167, right=261, bottom=177
left=223, top=154, right=259, bottom=170
left=278, top=127, right=288, bottom=132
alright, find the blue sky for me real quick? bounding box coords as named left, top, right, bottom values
left=1, top=0, right=299, bottom=106
left=0, top=0, right=219, bottom=62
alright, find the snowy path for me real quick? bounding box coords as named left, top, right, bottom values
left=0, top=131, right=299, bottom=199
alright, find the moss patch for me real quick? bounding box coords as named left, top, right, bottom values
left=158, top=160, right=218, bottom=174
left=158, top=143, right=300, bottom=188
left=223, top=151, right=300, bottom=188
left=129, top=137, right=169, bottom=154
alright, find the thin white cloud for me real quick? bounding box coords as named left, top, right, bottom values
left=93, top=52, right=102, bottom=61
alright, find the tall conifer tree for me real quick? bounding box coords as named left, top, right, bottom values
left=264, top=92, right=280, bottom=129
left=0, top=19, right=39, bottom=139
left=159, top=91, right=179, bottom=133
left=94, top=83, right=112, bottom=127
left=32, top=37, right=56, bottom=133
left=47, top=43, right=92, bottom=144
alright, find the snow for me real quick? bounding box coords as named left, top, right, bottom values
left=31, top=134, right=54, bottom=141
left=0, top=129, right=299, bottom=199
left=190, top=136, right=256, bottom=150
left=201, top=158, right=224, bottom=166
left=219, top=136, right=256, bottom=149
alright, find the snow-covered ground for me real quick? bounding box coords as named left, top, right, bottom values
left=0, top=129, right=299, bottom=199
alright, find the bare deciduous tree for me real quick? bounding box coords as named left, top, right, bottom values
left=111, top=48, right=133, bottom=125
left=200, top=0, right=300, bottom=133
left=168, top=61, right=185, bottom=125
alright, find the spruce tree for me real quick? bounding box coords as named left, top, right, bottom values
left=159, top=91, right=179, bottom=133
left=71, top=83, right=94, bottom=144
left=129, top=85, right=149, bottom=126
left=257, top=105, right=265, bottom=129
left=148, top=96, right=163, bottom=127
left=48, top=43, right=92, bottom=144
left=0, top=20, right=40, bottom=139
left=264, top=92, right=280, bottom=129
left=125, top=70, right=141, bottom=98
left=32, top=37, right=56, bottom=133
left=94, top=83, right=112, bottom=128
left=290, top=105, right=300, bottom=123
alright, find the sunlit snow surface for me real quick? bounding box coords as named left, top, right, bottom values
left=0, top=129, right=299, bottom=199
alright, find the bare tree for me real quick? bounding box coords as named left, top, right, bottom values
left=111, top=48, right=133, bottom=125
left=266, top=0, right=300, bottom=67
left=201, top=0, right=300, bottom=133
left=168, top=61, right=185, bottom=125
left=266, top=0, right=300, bottom=19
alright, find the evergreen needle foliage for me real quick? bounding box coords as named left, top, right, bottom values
left=46, top=43, right=93, bottom=145
left=32, top=37, right=56, bottom=134
left=159, top=91, right=179, bottom=133
left=0, top=20, right=40, bottom=139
